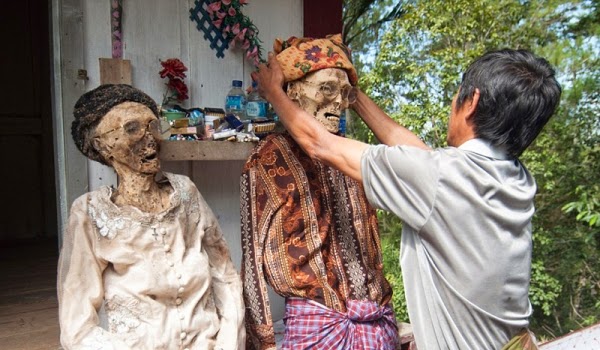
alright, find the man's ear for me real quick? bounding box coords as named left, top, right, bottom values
left=464, top=88, right=480, bottom=121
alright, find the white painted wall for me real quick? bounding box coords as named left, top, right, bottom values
left=73, top=0, right=303, bottom=321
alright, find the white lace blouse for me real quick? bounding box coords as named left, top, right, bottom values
left=57, top=172, right=245, bottom=350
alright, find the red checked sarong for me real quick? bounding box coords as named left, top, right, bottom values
left=282, top=297, right=399, bottom=350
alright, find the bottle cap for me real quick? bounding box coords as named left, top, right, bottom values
left=232, top=80, right=243, bottom=87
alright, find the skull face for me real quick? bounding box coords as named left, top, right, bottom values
left=287, top=68, right=352, bottom=134
left=93, top=102, right=161, bottom=175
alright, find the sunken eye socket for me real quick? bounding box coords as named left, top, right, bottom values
left=123, top=119, right=160, bottom=138
left=123, top=121, right=142, bottom=134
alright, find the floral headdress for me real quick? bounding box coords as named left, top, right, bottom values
left=273, top=34, right=358, bottom=85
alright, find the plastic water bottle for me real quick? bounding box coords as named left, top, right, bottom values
left=225, top=80, right=247, bottom=121
left=339, top=110, right=347, bottom=137
left=246, top=81, right=268, bottom=120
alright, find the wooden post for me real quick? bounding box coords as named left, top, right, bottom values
left=100, top=0, right=131, bottom=85
left=303, top=0, right=343, bottom=38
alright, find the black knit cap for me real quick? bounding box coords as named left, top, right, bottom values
left=71, top=84, right=159, bottom=165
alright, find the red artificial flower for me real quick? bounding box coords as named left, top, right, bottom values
left=222, top=0, right=232, bottom=5
left=159, top=58, right=187, bottom=79
left=167, top=78, right=189, bottom=101
left=228, top=6, right=236, bottom=16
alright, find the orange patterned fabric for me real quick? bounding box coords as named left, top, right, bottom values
left=273, top=34, right=358, bottom=85
left=240, top=133, right=393, bottom=350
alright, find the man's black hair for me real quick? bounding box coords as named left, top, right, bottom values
left=456, top=49, right=562, bottom=158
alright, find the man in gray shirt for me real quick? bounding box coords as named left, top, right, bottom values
left=252, top=49, right=561, bottom=349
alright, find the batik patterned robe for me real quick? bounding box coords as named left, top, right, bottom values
left=240, top=133, right=393, bottom=350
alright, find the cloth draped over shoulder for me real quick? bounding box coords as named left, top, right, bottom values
left=240, top=133, right=395, bottom=350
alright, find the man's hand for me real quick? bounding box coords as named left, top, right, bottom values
left=251, top=52, right=285, bottom=101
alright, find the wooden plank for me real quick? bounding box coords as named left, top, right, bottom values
left=0, top=324, right=61, bottom=350
left=0, top=297, right=58, bottom=317
left=121, top=0, right=186, bottom=103
left=99, top=58, right=132, bottom=84
left=540, top=322, right=600, bottom=349
left=55, top=0, right=88, bottom=246
left=0, top=307, right=59, bottom=338
left=159, top=140, right=256, bottom=161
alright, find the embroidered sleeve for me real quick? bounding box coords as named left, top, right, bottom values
left=57, top=194, right=132, bottom=350
left=241, top=161, right=278, bottom=350
left=194, top=185, right=246, bottom=350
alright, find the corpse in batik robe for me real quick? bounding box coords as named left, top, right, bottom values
left=240, top=133, right=395, bottom=349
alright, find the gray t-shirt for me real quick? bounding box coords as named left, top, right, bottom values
left=361, top=138, right=535, bottom=349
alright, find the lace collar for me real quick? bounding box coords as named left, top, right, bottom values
left=88, top=172, right=184, bottom=238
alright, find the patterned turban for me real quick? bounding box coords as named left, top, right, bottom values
left=71, top=84, right=159, bottom=165
left=274, top=34, right=358, bottom=86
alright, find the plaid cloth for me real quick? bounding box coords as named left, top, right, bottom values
left=282, top=297, right=399, bottom=350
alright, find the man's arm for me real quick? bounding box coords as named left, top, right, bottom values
left=253, top=54, right=368, bottom=182
left=352, top=90, right=430, bottom=149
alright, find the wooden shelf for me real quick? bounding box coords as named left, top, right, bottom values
left=159, top=140, right=257, bottom=161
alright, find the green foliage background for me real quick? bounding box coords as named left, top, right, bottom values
left=343, top=0, right=599, bottom=340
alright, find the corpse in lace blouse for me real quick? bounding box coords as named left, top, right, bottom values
left=58, top=172, right=245, bottom=350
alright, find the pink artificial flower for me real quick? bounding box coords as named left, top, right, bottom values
left=232, top=23, right=240, bottom=35
left=253, top=57, right=259, bottom=67
left=207, top=1, right=221, bottom=14
left=239, top=0, right=248, bottom=4
left=247, top=45, right=258, bottom=59
left=223, top=25, right=231, bottom=33
left=222, top=0, right=231, bottom=4
left=228, top=6, right=236, bottom=16
left=242, top=39, right=250, bottom=50
left=213, top=18, right=223, bottom=28
left=236, top=27, right=247, bottom=41
left=217, top=11, right=226, bottom=19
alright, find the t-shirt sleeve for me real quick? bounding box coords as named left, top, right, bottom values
left=361, top=144, right=440, bottom=231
